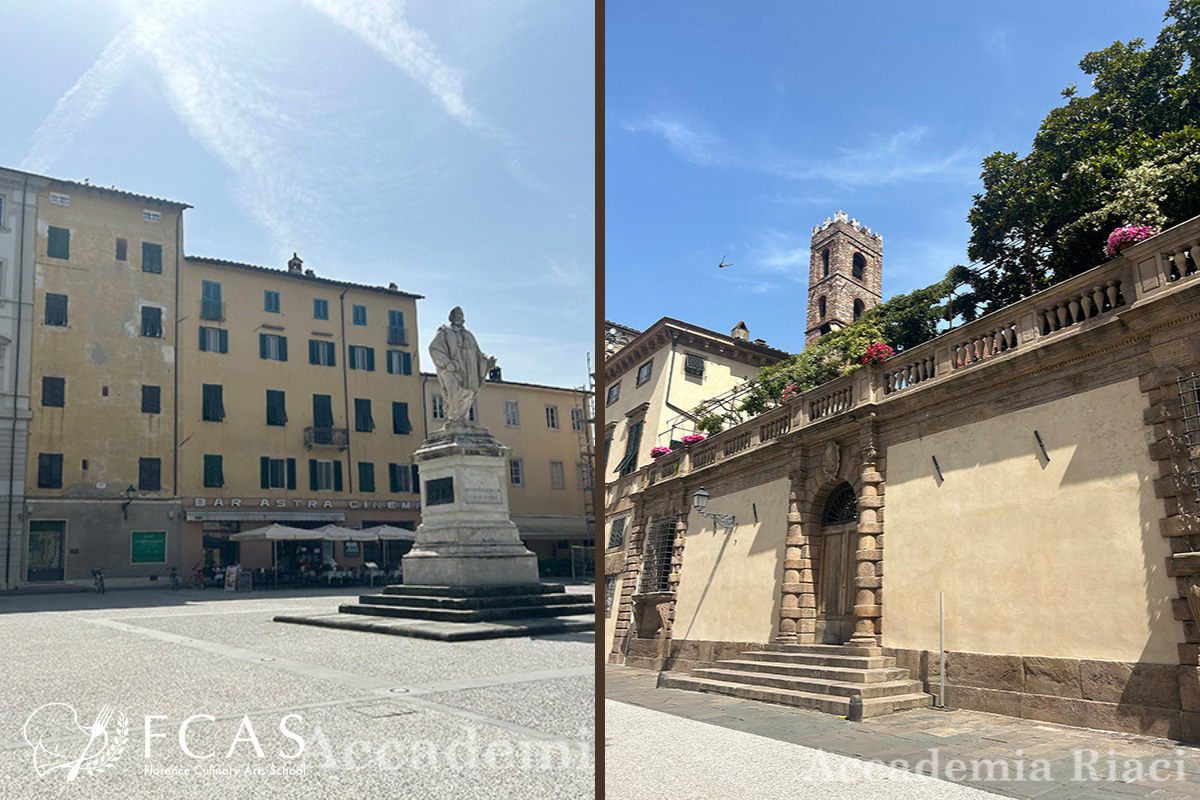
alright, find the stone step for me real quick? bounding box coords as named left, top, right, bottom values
left=710, top=658, right=909, bottom=684
left=358, top=592, right=594, bottom=610
left=339, top=601, right=595, bottom=623
left=660, top=675, right=932, bottom=717
left=690, top=667, right=926, bottom=699
left=737, top=650, right=895, bottom=670
left=379, top=583, right=567, bottom=597
left=765, top=643, right=884, bottom=657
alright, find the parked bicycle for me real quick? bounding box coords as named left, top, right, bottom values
left=188, top=563, right=207, bottom=590
left=168, top=565, right=180, bottom=591
left=91, top=568, right=105, bottom=595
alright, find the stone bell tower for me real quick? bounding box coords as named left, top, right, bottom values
left=805, top=211, right=883, bottom=344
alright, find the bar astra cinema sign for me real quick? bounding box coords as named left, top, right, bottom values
left=189, top=497, right=420, bottom=511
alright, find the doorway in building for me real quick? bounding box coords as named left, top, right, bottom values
left=27, top=521, right=66, bottom=582
left=815, top=482, right=858, bottom=644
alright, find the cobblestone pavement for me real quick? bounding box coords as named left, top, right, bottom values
left=606, top=664, right=1200, bottom=800
left=0, top=587, right=594, bottom=799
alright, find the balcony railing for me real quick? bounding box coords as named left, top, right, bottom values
left=304, top=426, right=349, bottom=449
left=626, top=213, right=1200, bottom=489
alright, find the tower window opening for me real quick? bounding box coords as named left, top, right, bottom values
left=822, top=249, right=830, bottom=278
left=852, top=253, right=866, bottom=281
left=818, top=296, right=826, bottom=318
left=854, top=299, right=865, bottom=320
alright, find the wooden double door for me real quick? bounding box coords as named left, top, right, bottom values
left=814, top=521, right=856, bottom=644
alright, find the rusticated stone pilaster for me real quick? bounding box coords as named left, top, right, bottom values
left=776, top=465, right=810, bottom=643
left=849, top=422, right=883, bottom=646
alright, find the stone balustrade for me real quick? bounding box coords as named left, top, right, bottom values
left=884, top=354, right=936, bottom=394
left=951, top=320, right=1018, bottom=370
left=1038, top=280, right=1122, bottom=335
left=809, top=380, right=854, bottom=421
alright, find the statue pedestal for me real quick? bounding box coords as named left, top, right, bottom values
left=402, top=423, right=539, bottom=587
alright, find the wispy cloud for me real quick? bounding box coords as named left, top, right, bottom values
left=21, top=29, right=138, bottom=173
left=621, top=114, right=975, bottom=187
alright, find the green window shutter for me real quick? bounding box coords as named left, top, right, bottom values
left=359, top=462, right=375, bottom=493
left=328, top=343, right=335, bottom=367
left=286, top=458, right=296, bottom=490
left=48, top=227, right=70, bottom=259
left=366, top=348, right=375, bottom=371
left=142, top=242, right=162, bottom=273
left=333, top=460, right=343, bottom=491
left=219, top=329, right=228, bottom=353
left=392, top=402, right=411, bottom=434
left=309, top=340, right=318, bottom=364
left=259, top=334, right=268, bottom=359
left=279, top=337, right=288, bottom=361
left=199, top=327, right=208, bottom=351
left=403, top=352, right=412, bottom=374
left=411, top=464, right=420, bottom=491
left=389, top=464, right=399, bottom=493
left=309, top=459, right=318, bottom=491
left=260, top=457, right=270, bottom=489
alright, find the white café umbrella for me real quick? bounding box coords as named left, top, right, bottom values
left=229, top=524, right=322, bottom=586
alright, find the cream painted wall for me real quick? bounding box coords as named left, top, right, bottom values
left=672, top=477, right=790, bottom=643
left=883, top=378, right=1176, bottom=663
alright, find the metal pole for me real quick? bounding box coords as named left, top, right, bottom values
left=939, top=590, right=946, bottom=708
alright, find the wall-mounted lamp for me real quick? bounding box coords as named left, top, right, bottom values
left=121, top=484, right=137, bottom=519
left=692, top=487, right=736, bottom=530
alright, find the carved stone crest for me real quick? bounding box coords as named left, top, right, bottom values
left=821, top=442, right=841, bottom=481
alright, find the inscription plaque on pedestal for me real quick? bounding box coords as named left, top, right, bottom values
left=426, top=477, right=455, bottom=506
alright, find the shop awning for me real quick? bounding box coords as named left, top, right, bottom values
left=510, top=515, right=592, bottom=541
left=229, top=524, right=320, bottom=541
left=185, top=510, right=345, bottom=522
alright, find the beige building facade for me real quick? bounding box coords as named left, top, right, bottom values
left=605, top=213, right=1200, bottom=741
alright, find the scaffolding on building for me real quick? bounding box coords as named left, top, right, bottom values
left=570, top=354, right=596, bottom=581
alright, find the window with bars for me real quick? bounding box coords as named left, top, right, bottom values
left=684, top=354, right=705, bottom=377
left=822, top=482, right=858, bottom=525
left=640, top=516, right=677, bottom=594
left=607, top=516, right=627, bottom=548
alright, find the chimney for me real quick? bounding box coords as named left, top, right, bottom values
left=388, top=282, right=398, bottom=290
left=287, top=252, right=303, bottom=274
left=488, top=366, right=502, bottom=382
left=732, top=321, right=749, bottom=341
left=304, top=269, right=315, bottom=277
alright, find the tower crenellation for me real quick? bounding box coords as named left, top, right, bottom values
left=805, top=211, right=883, bottom=345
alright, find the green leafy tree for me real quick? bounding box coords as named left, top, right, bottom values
left=963, top=1, right=1200, bottom=316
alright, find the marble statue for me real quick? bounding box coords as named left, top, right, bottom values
left=428, top=306, right=496, bottom=425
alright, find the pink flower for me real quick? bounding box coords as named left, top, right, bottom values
left=680, top=434, right=706, bottom=445
left=1105, top=226, right=1158, bottom=258
left=860, top=342, right=895, bottom=365
left=650, top=446, right=673, bottom=458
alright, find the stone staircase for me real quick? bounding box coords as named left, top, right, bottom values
left=339, top=582, right=595, bottom=623
left=659, top=643, right=933, bottom=718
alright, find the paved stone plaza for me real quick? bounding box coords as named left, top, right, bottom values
left=0, top=587, right=593, bottom=799
left=607, top=665, right=1200, bottom=799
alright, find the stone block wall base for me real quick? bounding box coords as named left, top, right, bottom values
left=403, top=549, right=538, bottom=587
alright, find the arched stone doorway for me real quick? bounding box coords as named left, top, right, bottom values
left=815, top=482, right=857, bottom=644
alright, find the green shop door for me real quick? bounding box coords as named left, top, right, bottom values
left=27, top=521, right=66, bottom=582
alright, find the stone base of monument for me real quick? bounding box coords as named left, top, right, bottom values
left=274, top=422, right=595, bottom=641
left=274, top=583, right=595, bottom=641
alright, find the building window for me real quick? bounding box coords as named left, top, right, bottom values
left=49, top=192, right=69, bottom=207
left=358, top=462, right=376, bottom=493
left=44, top=293, right=68, bottom=327
left=605, top=576, right=616, bottom=615
left=641, top=516, right=677, bottom=593
left=571, top=406, right=586, bottom=431
left=431, top=395, right=446, bottom=421
left=545, top=405, right=559, bottom=430
left=509, top=459, right=523, bottom=486
left=606, top=382, right=620, bottom=404
left=313, top=298, right=329, bottom=320
left=116, top=238, right=128, bottom=261
left=264, top=290, right=281, bottom=313
left=354, top=398, right=375, bottom=432
left=47, top=227, right=70, bottom=260
left=389, top=463, right=418, bottom=493
left=309, top=340, right=335, bottom=366
left=386, top=350, right=412, bottom=375
left=142, top=243, right=163, bottom=274
left=392, top=402, right=411, bottom=434
left=349, top=345, right=374, bottom=371
left=853, top=252, right=866, bottom=281
left=143, top=209, right=162, bottom=223
left=142, top=385, right=161, bottom=414
left=387, top=310, right=406, bottom=345
left=203, top=455, right=224, bottom=488
left=312, top=394, right=334, bottom=428
left=854, top=299, right=865, bottom=320
left=42, top=376, right=65, bottom=407
left=504, top=401, right=520, bottom=427
left=202, top=384, right=225, bottom=422
left=822, top=249, right=830, bottom=277
left=577, top=461, right=592, bottom=490
left=550, top=461, right=565, bottom=490
left=608, top=516, right=627, bottom=548
left=266, top=390, right=288, bottom=426
left=139, top=457, right=162, bottom=491
left=260, top=457, right=296, bottom=490
left=199, top=326, right=228, bottom=353
left=616, top=420, right=643, bottom=477
left=200, top=280, right=223, bottom=320
left=352, top=305, right=367, bottom=325
left=636, top=361, right=653, bottom=385
left=259, top=334, right=287, bottom=361
left=310, top=459, right=341, bottom=491
left=141, top=306, right=163, bottom=338
left=684, top=354, right=705, bottom=377
left=37, top=453, right=63, bottom=488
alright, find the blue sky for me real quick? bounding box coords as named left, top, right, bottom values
left=0, top=0, right=594, bottom=389
left=605, top=0, right=1169, bottom=353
